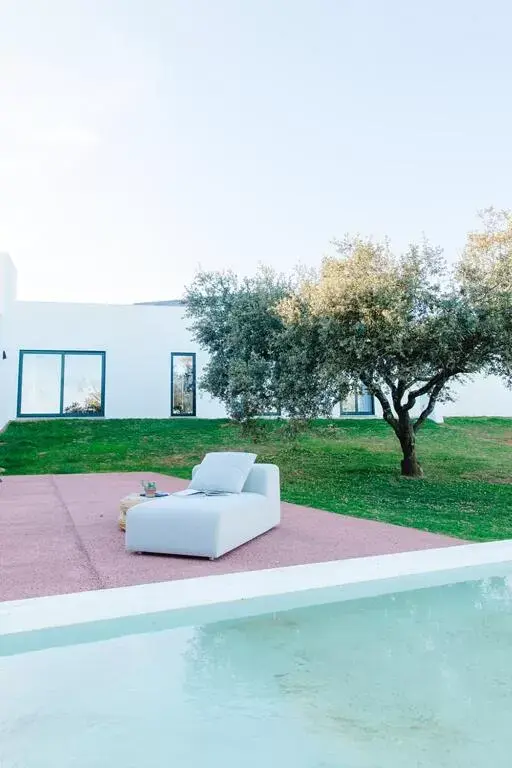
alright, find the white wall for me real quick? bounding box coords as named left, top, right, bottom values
left=6, top=300, right=227, bottom=421
left=0, top=252, right=17, bottom=316
left=0, top=314, right=7, bottom=430
left=0, top=254, right=17, bottom=429
left=437, top=376, right=512, bottom=418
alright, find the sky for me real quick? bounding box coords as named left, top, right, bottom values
left=1, top=0, right=511, bottom=304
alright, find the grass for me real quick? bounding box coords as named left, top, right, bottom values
left=1, top=417, right=512, bottom=541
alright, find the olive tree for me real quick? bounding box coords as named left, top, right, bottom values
left=186, top=217, right=510, bottom=477
left=278, top=235, right=504, bottom=476
left=457, top=208, right=512, bottom=383
left=185, top=267, right=340, bottom=423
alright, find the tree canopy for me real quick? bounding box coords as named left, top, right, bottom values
left=457, top=208, right=512, bottom=384
left=185, top=212, right=512, bottom=476
left=185, top=267, right=339, bottom=422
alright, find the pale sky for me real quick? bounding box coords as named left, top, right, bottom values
left=1, top=0, right=511, bottom=304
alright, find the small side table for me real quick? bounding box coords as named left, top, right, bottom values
left=119, top=494, right=145, bottom=532
left=119, top=492, right=170, bottom=532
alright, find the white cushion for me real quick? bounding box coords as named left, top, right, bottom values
left=189, top=451, right=257, bottom=494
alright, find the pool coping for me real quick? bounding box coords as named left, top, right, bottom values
left=2, top=540, right=512, bottom=656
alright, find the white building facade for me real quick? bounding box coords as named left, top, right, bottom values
left=1, top=253, right=511, bottom=430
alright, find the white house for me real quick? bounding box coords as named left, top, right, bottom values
left=1, top=252, right=511, bottom=430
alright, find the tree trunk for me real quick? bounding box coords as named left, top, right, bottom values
left=398, top=422, right=423, bottom=478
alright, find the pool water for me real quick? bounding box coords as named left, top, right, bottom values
left=2, top=577, right=512, bottom=767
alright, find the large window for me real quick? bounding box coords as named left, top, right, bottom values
left=17, top=350, right=106, bottom=417
left=340, top=384, right=374, bottom=416
left=171, top=353, right=196, bottom=416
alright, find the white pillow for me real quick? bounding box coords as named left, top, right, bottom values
left=189, top=452, right=257, bottom=494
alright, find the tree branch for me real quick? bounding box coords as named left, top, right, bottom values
left=413, top=380, right=446, bottom=433
left=396, top=379, right=408, bottom=399
left=393, top=378, right=408, bottom=413
left=388, top=380, right=402, bottom=414
left=382, top=376, right=409, bottom=414
left=363, top=379, right=399, bottom=435
left=405, top=371, right=454, bottom=410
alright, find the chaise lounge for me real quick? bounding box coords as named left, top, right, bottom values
left=125, top=462, right=280, bottom=559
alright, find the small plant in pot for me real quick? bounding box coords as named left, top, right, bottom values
left=142, top=481, right=157, bottom=497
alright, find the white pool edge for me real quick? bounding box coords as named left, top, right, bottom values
left=2, top=539, right=512, bottom=655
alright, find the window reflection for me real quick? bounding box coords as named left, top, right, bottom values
left=20, top=353, right=61, bottom=414
left=341, top=390, right=357, bottom=414
left=172, top=354, right=195, bottom=416
left=63, top=354, right=103, bottom=415
left=341, top=384, right=374, bottom=415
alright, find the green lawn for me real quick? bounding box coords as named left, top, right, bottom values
left=1, top=417, right=511, bottom=541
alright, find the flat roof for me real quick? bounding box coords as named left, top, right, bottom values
left=134, top=299, right=186, bottom=306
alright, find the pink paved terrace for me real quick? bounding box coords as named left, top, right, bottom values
left=0, top=472, right=462, bottom=602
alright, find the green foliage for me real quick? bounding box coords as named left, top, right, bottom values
left=185, top=267, right=339, bottom=422
left=280, top=235, right=499, bottom=425
left=2, top=417, right=512, bottom=541
left=64, top=388, right=102, bottom=415
left=186, top=215, right=512, bottom=475
left=457, top=208, right=512, bottom=385
left=277, top=417, right=312, bottom=440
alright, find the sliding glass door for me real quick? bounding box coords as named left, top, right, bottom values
left=17, top=350, right=106, bottom=417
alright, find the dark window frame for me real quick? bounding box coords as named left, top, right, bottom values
left=340, top=386, right=375, bottom=416
left=17, top=350, right=106, bottom=418
left=170, top=352, right=197, bottom=417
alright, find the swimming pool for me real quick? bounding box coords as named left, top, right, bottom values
left=1, top=541, right=512, bottom=767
